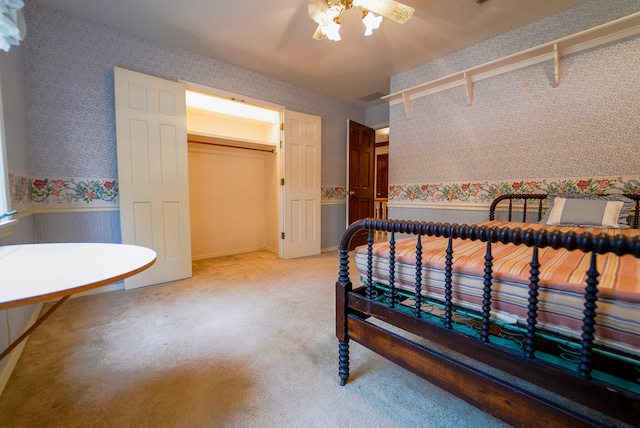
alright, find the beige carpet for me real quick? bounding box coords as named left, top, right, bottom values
left=0, top=250, right=508, bottom=427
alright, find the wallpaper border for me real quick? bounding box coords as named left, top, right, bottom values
left=322, top=186, right=347, bottom=202
left=30, top=176, right=118, bottom=207
left=389, top=175, right=640, bottom=204
left=10, top=176, right=640, bottom=209
left=17, top=176, right=347, bottom=206
left=8, top=170, right=31, bottom=211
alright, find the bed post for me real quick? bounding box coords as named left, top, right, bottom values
left=336, top=219, right=370, bottom=386
left=336, top=246, right=351, bottom=386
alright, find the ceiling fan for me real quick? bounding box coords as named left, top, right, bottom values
left=308, top=0, right=414, bottom=41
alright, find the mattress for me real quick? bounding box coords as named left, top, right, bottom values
left=354, top=221, right=640, bottom=356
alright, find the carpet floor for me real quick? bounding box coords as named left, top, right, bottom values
left=0, top=250, right=508, bottom=427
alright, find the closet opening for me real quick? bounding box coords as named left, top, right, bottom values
left=185, top=87, right=283, bottom=260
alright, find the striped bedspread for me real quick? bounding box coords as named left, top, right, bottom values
left=354, top=221, right=640, bottom=356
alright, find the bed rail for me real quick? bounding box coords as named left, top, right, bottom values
left=489, top=193, right=640, bottom=227
left=336, top=218, right=640, bottom=426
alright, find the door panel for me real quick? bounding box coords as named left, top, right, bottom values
left=160, top=124, right=178, bottom=183
left=115, top=67, right=192, bottom=289
left=163, top=201, right=181, bottom=259
left=282, top=110, right=321, bottom=259
left=347, top=120, right=375, bottom=249
left=133, top=202, right=153, bottom=248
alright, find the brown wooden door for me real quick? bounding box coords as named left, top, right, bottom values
left=347, top=120, right=375, bottom=249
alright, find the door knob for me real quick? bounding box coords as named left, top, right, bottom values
left=348, top=191, right=356, bottom=196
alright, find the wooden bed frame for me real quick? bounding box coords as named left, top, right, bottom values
left=335, top=193, right=640, bottom=427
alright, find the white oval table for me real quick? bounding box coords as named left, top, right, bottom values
left=0, top=243, right=156, bottom=359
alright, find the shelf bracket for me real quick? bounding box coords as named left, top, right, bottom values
left=554, top=43, right=561, bottom=86
left=402, top=92, right=412, bottom=120
left=464, top=72, right=473, bottom=106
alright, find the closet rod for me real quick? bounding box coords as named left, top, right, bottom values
left=188, top=139, right=275, bottom=153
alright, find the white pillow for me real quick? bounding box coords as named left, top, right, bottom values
left=544, top=197, right=625, bottom=228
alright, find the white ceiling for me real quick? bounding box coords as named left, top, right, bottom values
left=31, top=0, right=590, bottom=107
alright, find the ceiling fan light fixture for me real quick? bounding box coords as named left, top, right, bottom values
left=321, top=17, right=342, bottom=41
left=362, top=10, right=382, bottom=36
left=309, top=0, right=413, bottom=41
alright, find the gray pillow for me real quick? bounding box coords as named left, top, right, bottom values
left=539, top=193, right=634, bottom=228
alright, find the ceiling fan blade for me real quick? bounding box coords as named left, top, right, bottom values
left=357, top=0, right=414, bottom=24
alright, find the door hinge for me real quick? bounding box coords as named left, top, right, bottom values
left=281, top=232, right=285, bottom=239
left=280, top=123, right=285, bottom=131
left=280, top=141, right=283, bottom=149
left=281, top=178, right=285, bottom=185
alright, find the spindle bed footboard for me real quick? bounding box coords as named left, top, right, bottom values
left=336, top=194, right=640, bottom=427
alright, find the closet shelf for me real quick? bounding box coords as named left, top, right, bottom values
left=383, top=11, right=640, bottom=119
left=187, top=132, right=277, bottom=153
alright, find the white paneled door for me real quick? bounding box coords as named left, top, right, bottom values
left=114, top=67, right=192, bottom=289
left=281, top=110, right=321, bottom=259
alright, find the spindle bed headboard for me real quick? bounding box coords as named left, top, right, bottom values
left=336, top=193, right=640, bottom=427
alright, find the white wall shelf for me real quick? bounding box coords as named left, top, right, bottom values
left=383, top=11, right=640, bottom=119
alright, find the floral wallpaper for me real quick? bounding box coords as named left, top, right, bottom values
left=323, top=176, right=640, bottom=205
left=8, top=172, right=119, bottom=209
left=20, top=177, right=347, bottom=208
left=8, top=170, right=30, bottom=210
left=23, top=2, right=363, bottom=186
left=15, top=0, right=640, bottom=252
left=17, top=175, right=339, bottom=206
left=321, top=186, right=347, bottom=201
left=389, top=1, right=640, bottom=191
left=389, top=175, right=640, bottom=204
left=10, top=175, right=640, bottom=209
left=31, top=177, right=118, bottom=206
